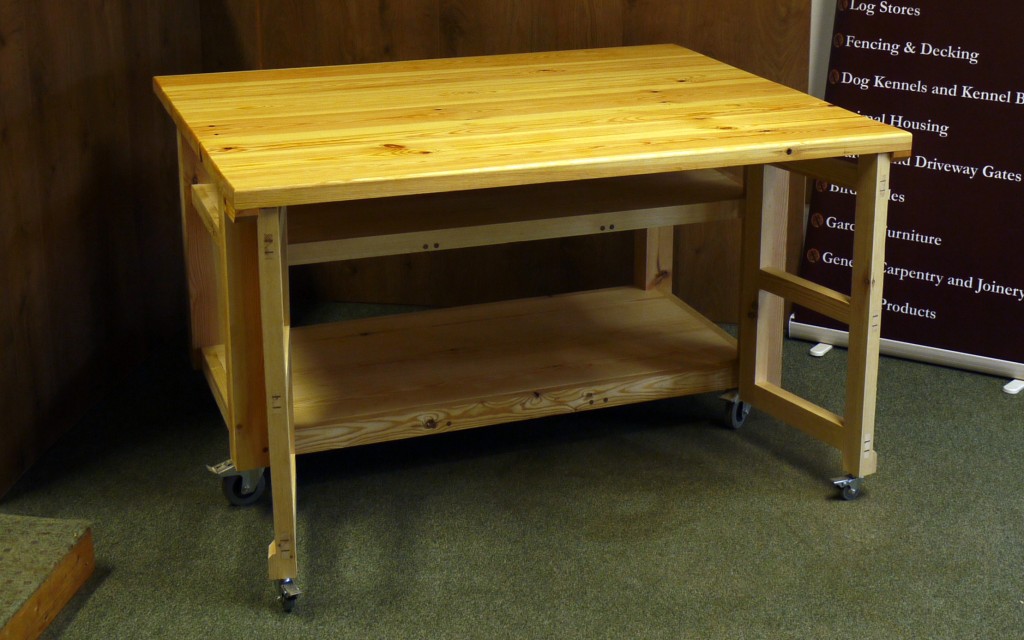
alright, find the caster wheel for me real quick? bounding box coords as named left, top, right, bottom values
left=725, top=397, right=751, bottom=430
left=833, top=476, right=864, bottom=501
left=840, top=484, right=862, bottom=501
left=281, top=594, right=297, bottom=613
left=278, top=579, right=301, bottom=613
left=221, top=472, right=266, bottom=506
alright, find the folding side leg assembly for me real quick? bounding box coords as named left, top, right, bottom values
left=738, top=155, right=893, bottom=500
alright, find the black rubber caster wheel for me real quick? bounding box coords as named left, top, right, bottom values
left=726, top=397, right=751, bottom=430
left=221, top=472, right=266, bottom=506
left=281, top=594, right=297, bottom=613
left=840, top=483, right=862, bottom=501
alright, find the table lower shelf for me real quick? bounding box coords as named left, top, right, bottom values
left=288, top=286, right=738, bottom=455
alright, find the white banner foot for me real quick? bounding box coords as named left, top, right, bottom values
left=809, top=343, right=833, bottom=358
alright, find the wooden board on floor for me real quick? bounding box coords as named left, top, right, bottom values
left=0, top=515, right=95, bottom=640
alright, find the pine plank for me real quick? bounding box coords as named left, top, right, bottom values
left=286, top=170, right=742, bottom=263
left=758, top=267, right=851, bottom=324
left=0, top=517, right=94, bottom=640
left=843, top=154, right=891, bottom=477
left=746, top=382, right=845, bottom=450
left=222, top=215, right=270, bottom=472
left=178, top=136, right=221, bottom=367
left=154, top=45, right=912, bottom=211
left=256, top=208, right=298, bottom=581
left=289, top=287, right=738, bottom=453
left=191, top=184, right=222, bottom=237
left=201, top=345, right=229, bottom=425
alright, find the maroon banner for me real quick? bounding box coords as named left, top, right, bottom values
left=794, top=0, right=1024, bottom=377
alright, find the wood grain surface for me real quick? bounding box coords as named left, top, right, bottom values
left=0, top=0, right=202, bottom=496
left=155, top=45, right=907, bottom=211
left=290, top=287, right=738, bottom=453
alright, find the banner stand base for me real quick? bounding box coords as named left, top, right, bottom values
left=809, top=343, right=833, bottom=358
left=789, top=316, right=1024, bottom=386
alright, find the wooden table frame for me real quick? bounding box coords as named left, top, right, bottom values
left=156, top=45, right=911, bottom=606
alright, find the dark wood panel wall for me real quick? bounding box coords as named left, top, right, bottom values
left=0, top=0, right=809, bottom=497
left=0, top=0, right=203, bottom=496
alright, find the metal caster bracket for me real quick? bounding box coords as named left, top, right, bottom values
left=208, top=460, right=263, bottom=492
left=832, top=475, right=865, bottom=501
left=208, top=460, right=267, bottom=506
left=278, top=579, right=301, bottom=613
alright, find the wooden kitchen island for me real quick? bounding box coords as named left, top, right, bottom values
left=155, top=44, right=912, bottom=610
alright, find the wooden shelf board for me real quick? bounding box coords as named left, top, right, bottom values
left=291, top=287, right=737, bottom=453
left=201, top=345, right=229, bottom=425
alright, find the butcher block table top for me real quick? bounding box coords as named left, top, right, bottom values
left=154, top=44, right=912, bottom=212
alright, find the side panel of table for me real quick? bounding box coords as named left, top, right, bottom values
left=177, top=135, right=270, bottom=473
left=739, top=154, right=892, bottom=479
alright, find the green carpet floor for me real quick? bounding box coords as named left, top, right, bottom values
left=2, top=314, right=1022, bottom=639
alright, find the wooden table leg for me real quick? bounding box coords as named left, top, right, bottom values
left=739, top=164, right=789, bottom=396
left=634, top=226, right=674, bottom=293
left=256, top=207, right=300, bottom=603
left=843, top=153, right=892, bottom=478
left=222, top=213, right=271, bottom=473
